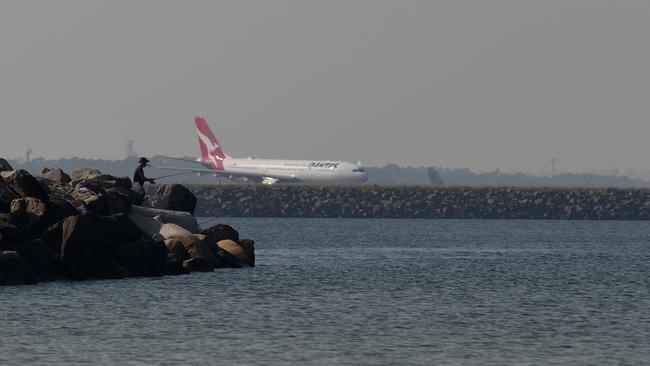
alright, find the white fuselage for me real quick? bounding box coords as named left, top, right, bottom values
left=209, top=158, right=368, bottom=184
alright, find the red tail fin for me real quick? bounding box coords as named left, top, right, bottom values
left=195, top=116, right=226, bottom=170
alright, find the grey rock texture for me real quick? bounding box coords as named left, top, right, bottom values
left=190, top=185, right=650, bottom=220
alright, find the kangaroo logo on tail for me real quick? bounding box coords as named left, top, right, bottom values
left=194, top=116, right=225, bottom=170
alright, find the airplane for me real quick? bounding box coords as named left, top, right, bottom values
left=156, top=116, right=369, bottom=185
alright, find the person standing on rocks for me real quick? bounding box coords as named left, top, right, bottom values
left=133, top=157, right=155, bottom=194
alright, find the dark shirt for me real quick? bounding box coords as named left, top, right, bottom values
left=133, top=166, right=148, bottom=185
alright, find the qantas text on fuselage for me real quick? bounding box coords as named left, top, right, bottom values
left=158, top=117, right=369, bottom=185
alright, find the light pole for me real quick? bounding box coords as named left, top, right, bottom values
left=549, top=158, right=557, bottom=178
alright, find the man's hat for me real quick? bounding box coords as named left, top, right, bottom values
left=139, top=157, right=150, bottom=164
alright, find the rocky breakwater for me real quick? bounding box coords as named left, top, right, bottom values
left=192, top=184, right=650, bottom=220
left=1, top=158, right=254, bottom=286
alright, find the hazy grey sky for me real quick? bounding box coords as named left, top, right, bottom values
left=1, top=1, right=649, bottom=172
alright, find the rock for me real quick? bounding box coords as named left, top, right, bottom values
left=0, top=214, right=19, bottom=243
left=11, top=197, right=79, bottom=238
left=163, top=255, right=190, bottom=276
left=101, top=175, right=133, bottom=191
left=70, top=168, right=102, bottom=182
left=166, top=235, right=221, bottom=272
left=35, top=177, right=53, bottom=193
left=60, top=215, right=123, bottom=279
left=40, top=168, right=72, bottom=184
left=152, top=184, right=197, bottom=214
left=175, top=235, right=219, bottom=262
left=80, top=175, right=133, bottom=191
left=80, top=193, right=108, bottom=216
left=47, top=197, right=80, bottom=224
left=0, top=158, right=13, bottom=173
left=128, top=205, right=199, bottom=235
left=182, top=257, right=216, bottom=272
left=164, top=238, right=190, bottom=262
left=1, top=170, right=49, bottom=202
left=113, top=240, right=167, bottom=277
left=159, top=223, right=194, bottom=240
left=217, top=239, right=254, bottom=267
left=201, top=224, right=239, bottom=242
left=1, top=240, right=62, bottom=282
left=10, top=197, right=48, bottom=234
left=105, top=187, right=134, bottom=214
left=39, top=220, right=65, bottom=254
left=0, top=251, right=37, bottom=286
left=0, top=179, right=18, bottom=213
left=195, top=234, right=219, bottom=252
left=238, top=239, right=256, bottom=267
left=100, top=214, right=144, bottom=245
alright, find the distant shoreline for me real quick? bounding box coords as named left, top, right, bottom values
left=188, top=185, right=650, bottom=220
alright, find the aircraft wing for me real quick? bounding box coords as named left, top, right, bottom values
left=151, top=165, right=298, bottom=184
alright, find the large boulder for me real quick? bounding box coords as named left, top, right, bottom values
left=0, top=240, right=62, bottom=282
left=78, top=175, right=133, bottom=192
left=39, top=220, right=65, bottom=254
left=91, top=175, right=133, bottom=190
left=41, top=168, right=72, bottom=184
left=0, top=214, right=19, bottom=243
left=166, top=235, right=221, bottom=272
left=70, top=168, right=102, bottom=182
left=164, top=238, right=190, bottom=262
left=0, top=179, right=18, bottom=213
left=60, top=215, right=123, bottom=279
left=71, top=169, right=132, bottom=191
left=201, top=224, right=239, bottom=242
left=70, top=186, right=106, bottom=215
left=0, top=251, right=36, bottom=286
left=175, top=235, right=219, bottom=262
left=10, top=197, right=47, bottom=234
left=152, top=184, right=197, bottom=214
left=113, top=240, right=167, bottom=277
left=238, top=239, right=256, bottom=267
left=105, top=187, right=135, bottom=214
left=47, top=197, right=80, bottom=224
left=217, top=239, right=255, bottom=267
left=1, top=170, right=49, bottom=202
left=0, top=158, right=13, bottom=173
left=10, top=196, right=78, bottom=239
left=100, top=214, right=144, bottom=245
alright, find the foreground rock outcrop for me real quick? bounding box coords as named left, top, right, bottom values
left=190, top=185, right=650, bottom=220
left=1, top=160, right=254, bottom=286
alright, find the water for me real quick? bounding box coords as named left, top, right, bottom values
left=2, top=219, right=650, bottom=365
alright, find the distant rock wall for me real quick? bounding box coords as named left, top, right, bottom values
left=190, top=185, right=650, bottom=220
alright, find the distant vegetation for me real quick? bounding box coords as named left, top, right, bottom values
left=367, top=164, right=650, bottom=188
left=7, top=157, right=650, bottom=188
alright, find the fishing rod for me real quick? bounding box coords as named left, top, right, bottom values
left=150, top=172, right=193, bottom=180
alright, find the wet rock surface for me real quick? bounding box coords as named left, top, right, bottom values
left=0, top=162, right=255, bottom=286
left=190, top=185, right=650, bottom=220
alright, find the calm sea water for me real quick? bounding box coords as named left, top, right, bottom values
left=1, top=218, right=650, bottom=365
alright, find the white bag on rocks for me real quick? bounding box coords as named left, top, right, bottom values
left=127, top=205, right=199, bottom=241
left=130, top=206, right=198, bottom=232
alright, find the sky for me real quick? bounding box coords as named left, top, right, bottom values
left=1, top=1, right=649, bottom=173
